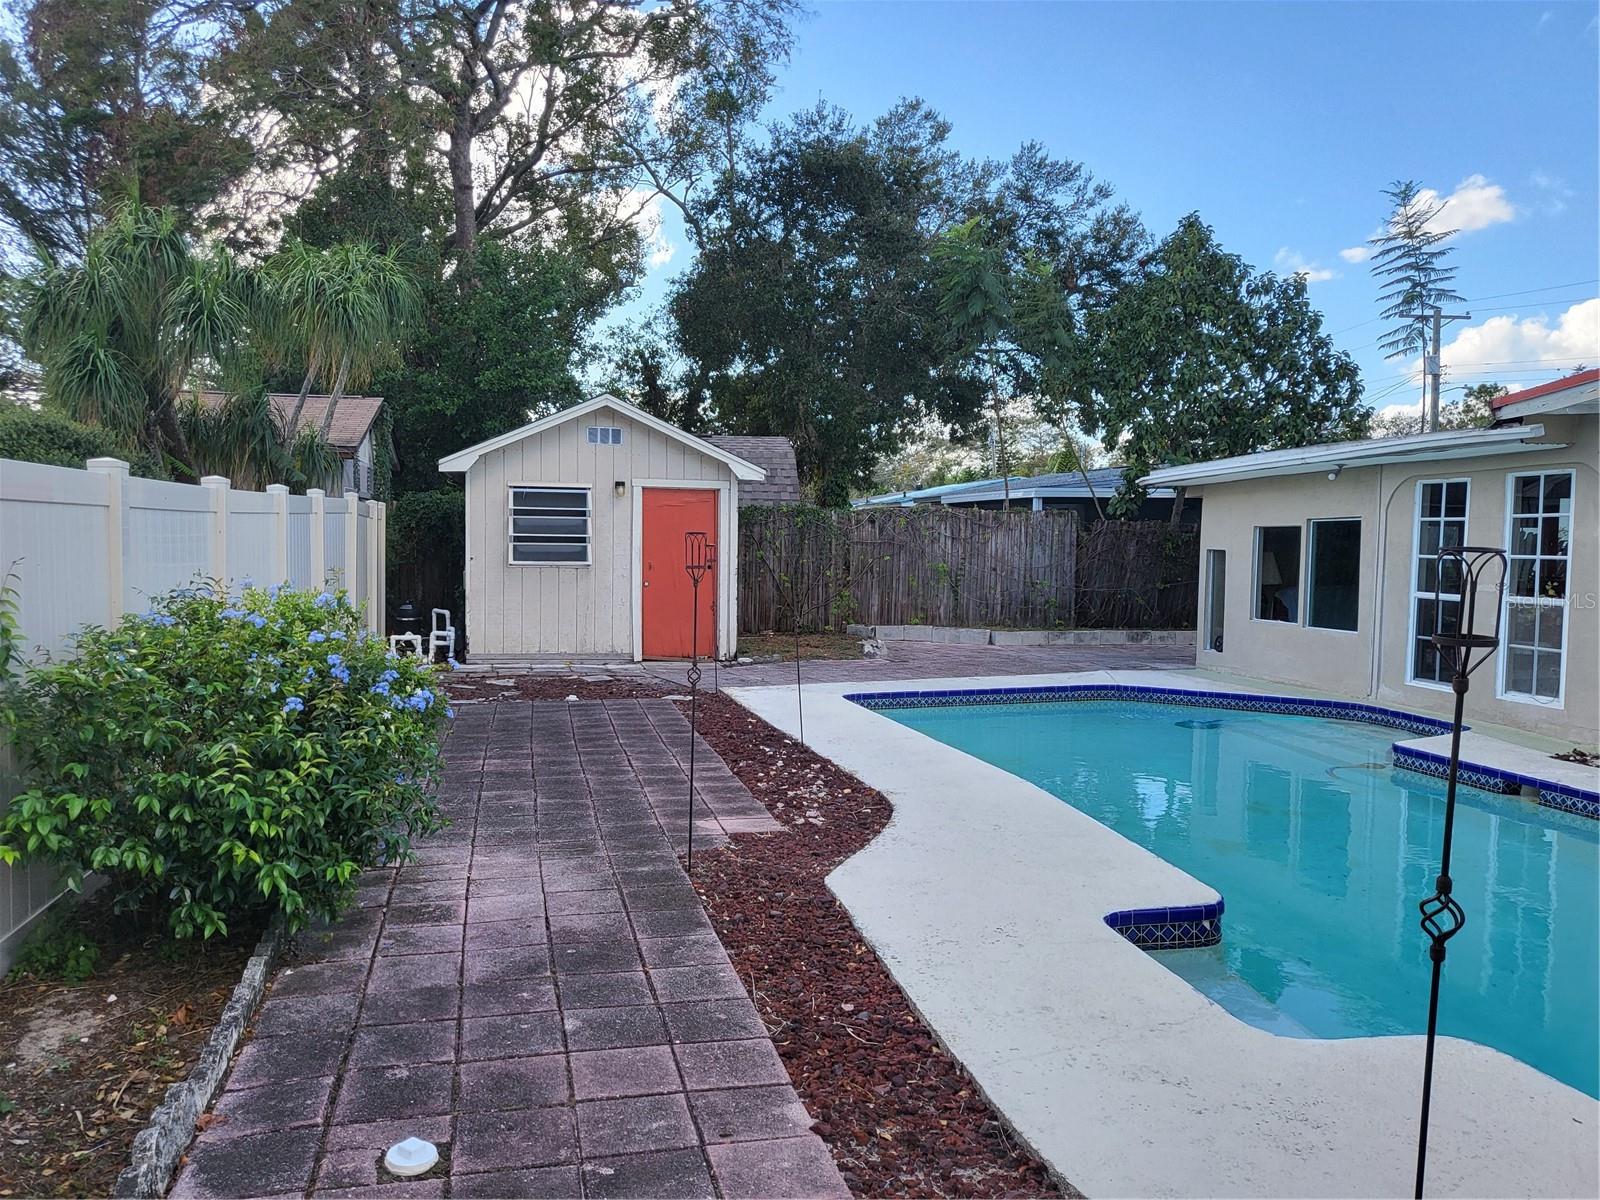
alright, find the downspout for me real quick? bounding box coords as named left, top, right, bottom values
left=1368, top=464, right=1389, bottom=701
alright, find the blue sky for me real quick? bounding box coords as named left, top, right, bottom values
left=621, top=0, right=1600, bottom=421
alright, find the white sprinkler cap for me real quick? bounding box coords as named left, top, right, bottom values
left=384, top=1137, right=439, bottom=1178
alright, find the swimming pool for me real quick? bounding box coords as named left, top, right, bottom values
left=876, top=695, right=1599, bottom=1097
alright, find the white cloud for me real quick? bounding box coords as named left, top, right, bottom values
left=1402, top=297, right=1600, bottom=385
left=1274, top=247, right=1337, bottom=283
left=1535, top=9, right=1554, bottom=32
left=1412, top=174, right=1517, bottom=235
left=1529, top=169, right=1574, bottom=215
left=1339, top=245, right=1373, bottom=264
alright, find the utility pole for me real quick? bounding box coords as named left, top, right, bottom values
left=1420, top=306, right=1472, bottom=432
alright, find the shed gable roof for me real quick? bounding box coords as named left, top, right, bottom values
left=436, top=394, right=766, bottom=480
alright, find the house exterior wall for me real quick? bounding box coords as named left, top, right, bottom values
left=1189, top=415, right=1598, bottom=745
left=463, top=402, right=739, bottom=659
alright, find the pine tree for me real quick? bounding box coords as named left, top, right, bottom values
left=1369, top=180, right=1462, bottom=359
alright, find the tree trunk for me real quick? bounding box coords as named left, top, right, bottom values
left=448, top=105, right=477, bottom=262
left=1169, top=485, right=1187, bottom=527
left=286, top=373, right=314, bottom=439
left=320, top=352, right=352, bottom=439
left=154, top=395, right=198, bottom=482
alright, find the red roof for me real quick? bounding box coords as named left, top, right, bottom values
left=1491, top=368, right=1599, bottom=409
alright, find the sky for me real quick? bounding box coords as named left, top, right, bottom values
left=619, top=0, right=1600, bottom=424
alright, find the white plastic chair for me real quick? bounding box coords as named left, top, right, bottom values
left=429, top=608, right=456, bottom=662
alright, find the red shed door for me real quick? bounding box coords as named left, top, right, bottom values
left=641, top=488, right=718, bottom=659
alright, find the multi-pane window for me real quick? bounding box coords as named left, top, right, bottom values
left=1254, top=526, right=1301, bottom=622
left=1306, top=519, right=1360, bottom=632
left=508, top=486, right=591, bottom=564
left=1502, top=471, right=1572, bottom=703
left=1410, top=480, right=1468, bottom=685
left=586, top=426, right=624, bottom=445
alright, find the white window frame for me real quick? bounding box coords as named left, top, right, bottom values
left=586, top=425, right=624, bottom=445
left=1250, top=524, right=1302, bottom=624
left=1406, top=478, right=1470, bottom=691
left=507, top=484, right=592, bottom=567
left=1497, top=469, right=1573, bottom=708
left=1304, top=517, right=1362, bottom=634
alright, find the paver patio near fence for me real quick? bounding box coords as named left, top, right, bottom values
left=170, top=700, right=846, bottom=1200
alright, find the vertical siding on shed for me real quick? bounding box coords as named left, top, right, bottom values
left=464, top=404, right=737, bottom=657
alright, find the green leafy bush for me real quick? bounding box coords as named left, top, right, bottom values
left=0, top=405, right=164, bottom=477
left=0, top=585, right=448, bottom=938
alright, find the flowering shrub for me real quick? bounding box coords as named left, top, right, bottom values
left=0, top=585, right=449, bottom=938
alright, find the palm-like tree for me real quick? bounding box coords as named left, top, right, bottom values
left=23, top=203, right=252, bottom=479
left=262, top=241, right=420, bottom=439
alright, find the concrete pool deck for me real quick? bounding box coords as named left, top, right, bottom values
left=728, top=668, right=1600, bottom=1199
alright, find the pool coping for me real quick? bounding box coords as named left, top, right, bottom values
left=726, top=667, right=1599, bottom=1199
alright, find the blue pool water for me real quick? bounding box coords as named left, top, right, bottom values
left=879, top=698, right=1600, bottom=1097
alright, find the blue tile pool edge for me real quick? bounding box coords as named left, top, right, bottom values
left=1104, top=898, right=1225, bottom=949
left=845, top=683, right=1599, bottom=822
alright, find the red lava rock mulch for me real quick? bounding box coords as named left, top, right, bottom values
left=682, top=692, right=1070, bottom=1199
left=443, top=671, right=671, bottom=703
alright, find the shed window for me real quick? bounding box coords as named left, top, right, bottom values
left=509, top=486, right=591, bottom=564
left=1254, top=526, right=1301, bottom=622
left=586, top=426, right=623, bottom=445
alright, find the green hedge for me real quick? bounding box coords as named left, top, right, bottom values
left=0, top=406, right=163, bottom=477
left=387, top=489, right=466, bottom=641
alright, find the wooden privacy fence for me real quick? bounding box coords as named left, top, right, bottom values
left=0, top=454, right=387, bottom=970
left=738, top=505, right=1197, bottom=633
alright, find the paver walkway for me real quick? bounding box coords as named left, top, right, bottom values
left=171, top=700, right=847, bottom=1200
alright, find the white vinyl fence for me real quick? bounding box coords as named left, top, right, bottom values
left=0, top=455, right=388, bottom=968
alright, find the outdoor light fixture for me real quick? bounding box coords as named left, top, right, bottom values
left=614, top=480, right=626, bottom=498
left=1413, top=542, right=1507, bottom=1199
left=1327, top=465, right=1343, bottom=480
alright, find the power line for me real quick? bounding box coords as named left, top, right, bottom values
left=1462, top=279, right=1599, bottom=302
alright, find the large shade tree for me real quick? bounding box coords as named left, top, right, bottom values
left=1074, top=214, right=1370, bottom=520
left=667, top=101, right=1145, bottom=504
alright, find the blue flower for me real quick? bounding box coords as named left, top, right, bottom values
left=446, top=656, right=459, bottom=670
left=327, top=629, right=346, bottom=640
left=241, top=576, right=255, bottom=589
left=301, top=666, right=316, bottom=683
left=370, top=680, right=391, bottom=696
left=331, top=665, right=351, bottom=684
left=308, top=631, right=327, bottom=644
left=219, top=607, right=246, bottom=620
left=282, top=696, right=305, bottom=714
left=379, top=669, right=398, bottom=684
left=247, top=614, right=267, bottom=628
left=145, top=613, right=177, bottom=627
left=326, top=653, right=344, bottom=667
left=446, top=707, right=456, bottom=719
left=314, top=591, right=338, bottom=609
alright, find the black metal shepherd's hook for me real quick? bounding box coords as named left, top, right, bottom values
left=707, top=542, right=719, bottom=695
left=1414, top=544, right=1506, bottom=1199
left=683, top=532, right=713, bottom=873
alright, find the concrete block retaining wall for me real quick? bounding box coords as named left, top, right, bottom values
left=847, top=624, right=1196, bottom=648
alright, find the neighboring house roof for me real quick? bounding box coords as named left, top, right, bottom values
left=855, top=467, right=1175, bottom=508
left=936, top=467, right=1177, bottom=504
left=703, top=436, right=801, bottom=503
left=853, top=479, right=995, bottom=508
left=1139, top=423, right=1562, bottom=489
left=436, top=394, right=766, bottom=481
left=196, top=390, right=383, bottom=455
left=1491, top=368, right=1599, bottom=420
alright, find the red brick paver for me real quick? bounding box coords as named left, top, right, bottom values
left=171, top=701, right=846, bottom=1200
